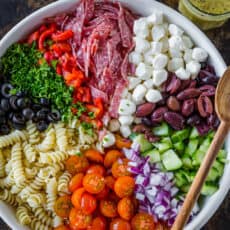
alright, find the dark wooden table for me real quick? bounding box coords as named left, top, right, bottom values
left=0, top=0, right=229, bottom=229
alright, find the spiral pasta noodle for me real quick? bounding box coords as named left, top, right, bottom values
left=23, top=142, right=37, bottom=163
left=30, top=218, right=51, bottom=230
left=46, top=178, right=57, bottom=212
left=0, top=150, right=5, bottom=178
left=16, top=205, right=31, bottom=225
left=36, top=128, right=55, bottom=152
left=57, top=171, right=71, bottom=195
left=33, top=207, right=53, bottom=227
left=54, top=123, right=68, bottom=151
left=26, top=121, right=40, bottom=144
left=0, top=130, right=27, bottom=148
left=0, top=190, right=18, bottom=207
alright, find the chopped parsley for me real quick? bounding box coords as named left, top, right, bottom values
left=88, top=111, right=95, bottom=119
left=81, top=122, right=94, bottom=136
left=72, top=102, right=87, bottom=118
left=0, top=43, right=73, bottom=121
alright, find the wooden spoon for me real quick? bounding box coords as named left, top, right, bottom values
left=171, top=67, right=230, bottom=230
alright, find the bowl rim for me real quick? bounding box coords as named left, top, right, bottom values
left=0, top=0, right=228, bottom=230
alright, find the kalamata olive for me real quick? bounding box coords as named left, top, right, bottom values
left=166, top=96, right=180, bottom=112
left=198, top=71, right=219, bottom=86
left=136, top=103, right=155, bottom=117
left=186, top=114, right=201, bottom=126
left=141, top=117, right=153, bottom=126
left=0, top=124, right=11, bottom=135
left=36, top=108, right=50, bottom=120
left=1, top=83, right=13, bottom=98
left=144, top=131, right=159, bottom=143
left=132, top=124, right=150, bottom=134
left=12, top=113, right=26, bottom=125
left=36, top=120, right=49, bottom=132
left=9, top=95, right=18, bottom=110
left=40, top=98, right=50, bottom=107
left=196, top=122, right=210, bottom=136
left=16, top=97, right=31, bottom=109
left=151, top=107, right=168, bottom=124
left=0, top=98, right=10, bottom=112
left=0, top=116, right=7, bottom=124
left=0, top=109, right=5, bottom=116
left=182, top=99, right=195, bottom=117
left=164, top=112, right=185, bottom=130
left=47, top=110, right=61, bottom=122
left=32, top=103, right=42, bottom=111
left=22, top=108, right=35, bottom=120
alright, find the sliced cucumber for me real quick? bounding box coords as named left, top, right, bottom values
left=182, top=156, right=193, bottom=169
left=185, top=139, right=199, bottom=156
left=133, top=134, right=153, bottom=153
left=143, top=149, right=161, bottom=163
left=171, top=129, right=190, bottom=143
left=173, top=142, right=185, bottom=154
left=206, top=167, right=219, bottom=182
left=153, top=122, right=170, bottom=137
left=190, top=127, right=199, bottom=139
left=161, top=149, right=182, bottom=171
left=201, top=184, right=218, bottom=196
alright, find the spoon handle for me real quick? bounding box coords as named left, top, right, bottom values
left=171, top=121, right=229, bottom=230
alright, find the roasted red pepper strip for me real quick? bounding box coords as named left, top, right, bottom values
left=52, top=30, right=74, bottom=42
left=38, top=24, right=56, bottom=51
left=65, top=69, right=85, bottom=88
left=27, top=31, right=40, bottom=44
left=86, top=98, right=104, bottom=119
left=51, top=43, right=72, bottom=55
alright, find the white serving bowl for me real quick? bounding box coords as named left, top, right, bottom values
left=0, top=0, right=229, bottom=229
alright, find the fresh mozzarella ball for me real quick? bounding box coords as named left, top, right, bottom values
left=147, top=11, right=163, bottom=25
left=118, top=115, right=134, bottom=126
left=161, top=37, right=169, bottom=53
left=175, top=67, right=191, bottom=80
left=135, top=62, right=152, bottom=80
left=151, top=41, right=163, bottom=54
left=134, top=18, right=149, bottom=38
left=184, top=49, right=193, bottom=63
left=153, top=69, right=168, bottom=86
left=108, top=119, right=120, bottom=132
left=102, top=132, right=116, bottom=148
left=151, top=25, right=166, bottom=41
left=143, top=78, right=154, bottom=89
left=182, top=35, right=193, bottom=49
left=145, top=89, right=163, bottom=103
left=167, top=58, right=184, bottom=72
left=121, top=88, right=128, bottom=98
left=134, top=37, right=150, bottom=53
left=144, top=50, right=154, bottom=65
left=132, top=84, right=147, bottom=104
left=152, top=54, right=168, bottom=70
left=129, top=51, right=143, bottom=65
left=128, top=77, right=141, bottom=90
left=169, top=48, right=182, bottom=58
left=168, top=35, right=184, bottom=51
left=186, top=61, right=201, bottom=78
left=192, top=47, right=208, bottom=62
left=168, top=24, right=184, bottom=36
left=118, top=99, right=136, bottom=115
left=120, top=126, right=131, bottom=138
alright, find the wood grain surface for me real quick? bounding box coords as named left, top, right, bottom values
left=0, top=0, right=229, bottom=229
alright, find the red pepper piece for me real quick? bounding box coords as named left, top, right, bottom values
left=27, top=31, right=40, bottom=44
left=61, top=53, right=76, bottom=72
left=51, top=43, right=72, bottom=55
left=56, top=64, right=62, bottom=75
left=65, top=69, right=85, bottom=88
left=52, top=30, right=74, bottom=42
left=81, top=87, right=91, bottom=103
left=38, top=24, right=56, bottom=51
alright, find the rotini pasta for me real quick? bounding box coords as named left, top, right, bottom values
left=0, top=150, right=5, bottom=178
left=0, top=190, right=18, bottom=207
left=26, top=121, right=40, bottom=144
left=57, top=171, right=71, bottom=195
left=36, top=127, right=55, bottom=152
left=0, top=130, right=27, bottom=148
left=54, top=123, right=68, bottom=151
left=27, top=193, right=46, bottom=208
left=46, top=178, right=57, bottom=212
left=11, top=143, right=26, bottom=187
left=16, top=205, right=31, bottom=225
left=33, top=207, right=53, bottom=227
left=22, top=141, right=37, bottom=163
left=30, top=218, right=51, bottom=230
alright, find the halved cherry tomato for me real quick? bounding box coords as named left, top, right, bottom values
left=114, top=176, right=135, bottom=198
left=54, top=225, right=70, bottom=230
left=71, top=188, right=85, bottom=209
left=131, top=213, right=155, bottom=230
left=86, top=164, right=105, bottom=176
left=81, top=193, right=97, bottom=215
left=69, top=173, right=84, bottom=192
left=110, top=218, right=131, bottom=230
left=65, top=155, right=89, bottom=175
left=85, top=149, right=104, bottom=164
left=117, top=197, right=135, bottom=220
left=69, top=208, right=92, bottom=229
left=112, top=159, right=131, bottom=178
left=115, top=135, right=132, bottom=149
left=54, top=195, right=72, bottom=218
left=83, top=173, right=105, bottom=194
left=99, top=199, right=117, bottom=218
left=95, top=186, right=109, bottom=200
left=87, top=216, right=107, bottom=230
left=105, top=176, right=116, bottom=190
left=104, top=150, right=123, bottom=168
